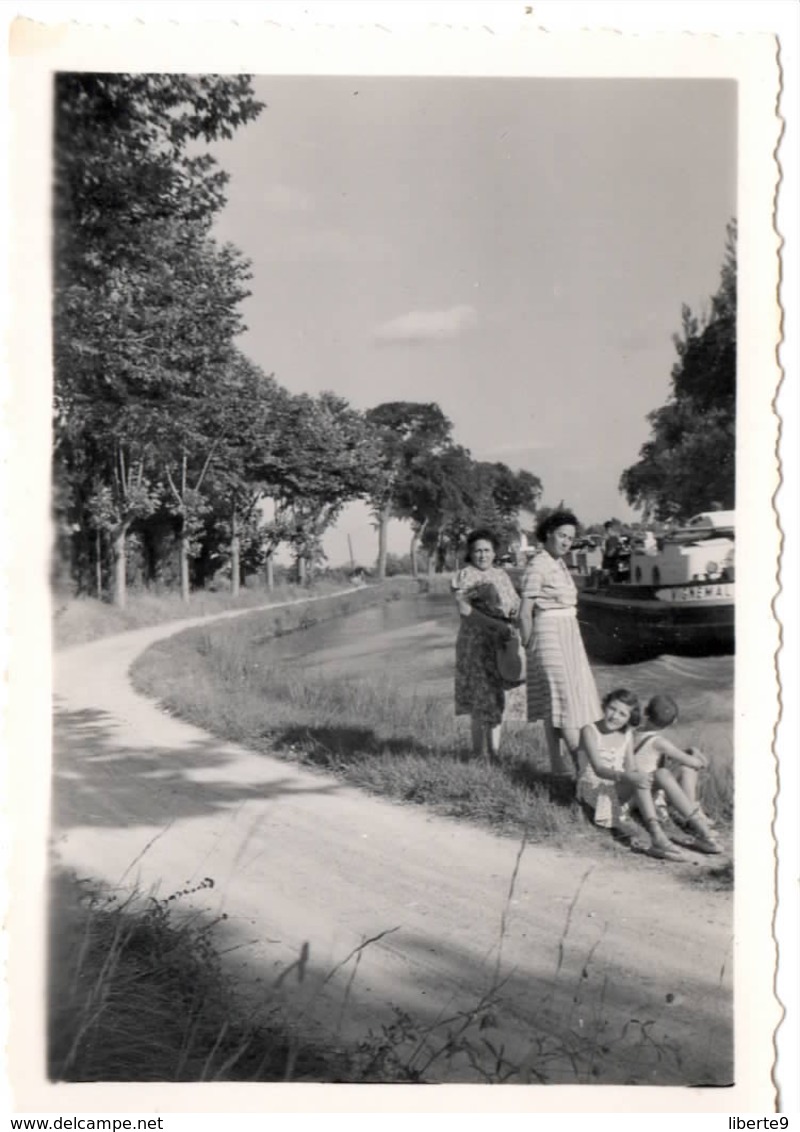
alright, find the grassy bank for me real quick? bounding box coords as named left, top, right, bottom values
left=130, top=596, right=732, bottom=852
left=49, top=867, right=423, bottom=1083
left=50, top=861, right=706, bottom=1085
left=131, top=617, right=574, bottom=843
left=53, top=577, right=420, bottom=648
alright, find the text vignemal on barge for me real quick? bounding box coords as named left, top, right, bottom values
left=575, top=511, right=735, bottom=662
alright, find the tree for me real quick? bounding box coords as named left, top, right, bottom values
left=391, top=444, right=476, bottom=574
left=267, top=393, right=384, bottom=583
left=53, top=73, right=264, bottom=604
left=209, top=358, right=288, bottom=597
left=620, top=221, right=736, bottom=521
left=365, top=402, right=454, bottom=579
left=467, top=462, right=543, bottom=546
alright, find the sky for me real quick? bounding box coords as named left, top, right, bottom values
left=209, top=76, right=737, bottom=566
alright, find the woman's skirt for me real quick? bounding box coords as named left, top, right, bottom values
left=455, top=620, right=527, bottom=726
left=526, top=608, right=601, bottom=730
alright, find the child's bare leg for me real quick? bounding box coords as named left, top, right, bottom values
left=654, top=768, right=720, bottom=848
left=655, top=768, right=699, bottom=821
left=674, top=764, right=699, bottom=805
left=487, top=723, right=502, bottom=759
left=629, top=786, right=680, bottom=852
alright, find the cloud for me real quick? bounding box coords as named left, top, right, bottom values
left=373, top=304, right=478, bottom=344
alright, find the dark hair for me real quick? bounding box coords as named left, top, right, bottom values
left=644, top=694, right=679, bottom=729
left=536, top=509, right=579, bottom=544
left=465, top=528, right=499, bottom=559
left=601, top=688, right=641, bottom=729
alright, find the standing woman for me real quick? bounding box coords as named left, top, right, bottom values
left=519, top=509, right=601, bottom=781
left=453, top=529, right=524, bottom=760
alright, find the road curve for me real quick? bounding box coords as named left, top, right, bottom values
left=52, top=598, right=733, bottom=1088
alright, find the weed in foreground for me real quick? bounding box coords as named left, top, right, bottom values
left=48, top=869, right=349, bottom=1083
left=50, top=835, right=731, bottom=1087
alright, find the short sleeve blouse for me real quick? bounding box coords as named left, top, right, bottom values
left=521, top=551, right=577, bottom=610
left=451, top=564, right=520, bottom=619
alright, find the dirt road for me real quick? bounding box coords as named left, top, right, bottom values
left=52, top=604, right=733, bottom=1087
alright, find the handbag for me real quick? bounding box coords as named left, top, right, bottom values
left=497, top=627, right=527, bottom=687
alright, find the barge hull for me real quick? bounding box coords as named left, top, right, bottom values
left=577, top=588, right=734, bottom=661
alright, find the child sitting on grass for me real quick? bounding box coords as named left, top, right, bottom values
left=576, top=688, right=643, bottom=830
left=621, top=694, right=722, bottom=861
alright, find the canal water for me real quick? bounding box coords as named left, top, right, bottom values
left=259, top=593, right=734, bottom=743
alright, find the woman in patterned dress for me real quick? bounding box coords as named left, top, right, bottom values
left=453, top=529, right=525, bottom=760
left=519, top=509, right=601, bottom=781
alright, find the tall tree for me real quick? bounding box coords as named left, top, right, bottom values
left=53, top=73, right=264, bottom=604
left=391, top=444, right=477, bottom=575
left=468, top=462, right=543, bottom=544
left=620, top=221, right=737, bottom=522
left=267, top=393, right=384, bottom=583
left=205, top=357, right=288, bottom=597
left=365, top=402, right=454, bottom=579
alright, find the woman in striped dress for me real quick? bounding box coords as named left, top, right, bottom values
left=519, top=509, right=601, bottom=781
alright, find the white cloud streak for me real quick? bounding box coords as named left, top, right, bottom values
left=373, top=304, right=478, bottom=344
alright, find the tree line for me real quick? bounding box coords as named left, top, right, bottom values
left=620, top=220, right=736, bottom=522
left=53, top=74, right=735, bottom=608
left=52, top=74, right=542, bottom=607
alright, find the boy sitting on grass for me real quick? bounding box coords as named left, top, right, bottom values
left=619, top=694, right=723, bottom=862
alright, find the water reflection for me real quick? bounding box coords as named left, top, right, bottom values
left=260, top=594, right=734, bottom=708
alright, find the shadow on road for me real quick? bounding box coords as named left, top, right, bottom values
left=272, top=722, right=453, bottom=763
left=52, top=703, right=341, bottom=830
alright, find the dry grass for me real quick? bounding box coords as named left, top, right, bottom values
left=48, top=868, right=357, bottom=1082
left=49, top=849, right=718, bottom=1085
left=131, top=616, right=591, bottom=847
left=130, top=594, right=733, bottom=853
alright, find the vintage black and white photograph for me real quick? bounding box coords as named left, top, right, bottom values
left=6, top=10, right=787, bottom=1113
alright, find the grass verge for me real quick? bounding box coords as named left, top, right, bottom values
left=130, top=595, right=732, bottom=855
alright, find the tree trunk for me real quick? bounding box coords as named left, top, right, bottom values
left=111, top=524, right=128, bottom=609
left=180, top=531, right=191, bottom=603
left=230, top=509, right=240, bottom=597
left=377, top=503, right=390, bottom=580
left=266, top=552, right=274, bottom=592
left=411, top=518, right=428, bottom=579
left=436, top=538, right=447, bottom=574
left=95, top=528, right=103, bottom=601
